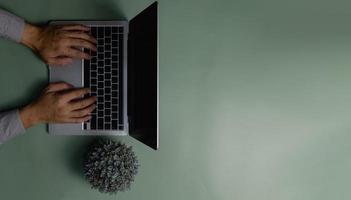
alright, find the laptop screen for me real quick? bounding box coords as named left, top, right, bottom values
left=128, top=2, right=158, bottom=149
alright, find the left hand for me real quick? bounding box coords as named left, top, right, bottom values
left=19, top=82, right=96, bottom=128
left=21, top=23, right=97, bottom=66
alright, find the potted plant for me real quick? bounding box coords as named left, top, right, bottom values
left=83, top=139, right=139, bottom=194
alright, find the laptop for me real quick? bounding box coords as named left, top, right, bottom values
left=48, top=2, right=159, bottom=150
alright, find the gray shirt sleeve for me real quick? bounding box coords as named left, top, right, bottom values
left=0, top=9, right=25, bottom=42
left=0, top=10, right=27, bottom=144
left=0, top=110, right=26, bottom=144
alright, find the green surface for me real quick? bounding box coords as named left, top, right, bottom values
left=1, top=0, right=351, bottom=199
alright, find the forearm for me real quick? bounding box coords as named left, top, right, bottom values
left=19, top=103, right=41, bottom=129
left=0, top=109, right=26, bottom=144
left=0, top=9, right=25, bottom=42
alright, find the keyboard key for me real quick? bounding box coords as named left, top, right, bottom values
left=105, top=95, right=111, bottom=101
left=84, top=61, right=90, bottom=88
left=91, top=27, right=97, bottom=37
left=98, top=53, right=104, bottom=60
left=112, top=48, right=118, bottom=54
left=105, top=27, right=111, bottom=36
left=98, top=82, right=103, bottom=88
left=105, top=88, right=111, bottom=93
left=91, top=116, right=96, bottom=129
left=118, top=27, right=123, bottom=33
left=98, top=68, right=104, bottom=74
left=86, top=48, right=91, bottom=55
left=91, top=64, right=97, bottom=71
left=112, top=62, right=118, bottom=69
left=112, top=34, right=118, bottom=40
left=112, top=84, right=118, bottom=90
left=98, top=103, right=103, bottom=110
left=98, top=27, right=104, bottom=38
left=112, top=27, right=118, bottom=33
left=105, top=66, right=111, bottom=72
left=112, top=112, right=118, bottom=119
left=98, top=46, right=104, bottom=52
left=112, top=69, right=118, bottom=76
left=91, top=78, right=97, bottom=85
left=98, top=61, right=104, bottom=67
left=104, top=123, right=111, bottom=130
left=84, top=59, right=90, bottom=66
left=105, top=73, right=111, bottom=79
left=112, top=120, right=118, bottom=129
left=105, top=102, right=111, bottom=108
left=105, top=52, right=111, bottom=58
left=112, top=105, right=118, bottom=111
left=105, top=116, right=111, bottom=122
left=112, top=41, right=118, bottom=47
left=105, top=37, right=111, bottom=43
left=105, top=80, right=111, bottom=86
left=105, top=108, right=111, bottom=115
left=98, top=118, right=103, bottom=129
left=112, top=91, right=118, bottom=97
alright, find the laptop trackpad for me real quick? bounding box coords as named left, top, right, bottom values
left=49, top=59, right=83, bottom=88
left=48, top=59, right=84, bottom=134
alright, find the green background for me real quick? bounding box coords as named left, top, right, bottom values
left=1, top=0, right=351, bottom=199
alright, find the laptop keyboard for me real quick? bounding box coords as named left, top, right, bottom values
left=83, top=25, right=124, bottom=131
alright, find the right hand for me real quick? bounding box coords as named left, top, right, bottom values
left=20, top=82, right=96, bottom=128
left=21, top=23, right=97, bottom=66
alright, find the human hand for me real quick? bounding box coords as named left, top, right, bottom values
left=21, top=23, right=97, bottom=66
left=19, top=82, right=96, bottom=128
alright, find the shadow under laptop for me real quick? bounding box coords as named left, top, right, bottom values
left=45, top=0, right=126, bottom=21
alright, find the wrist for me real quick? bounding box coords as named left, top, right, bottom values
left=20, top=23, right=42, bottom=51
left=19, top=103, right=41, bottom=129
